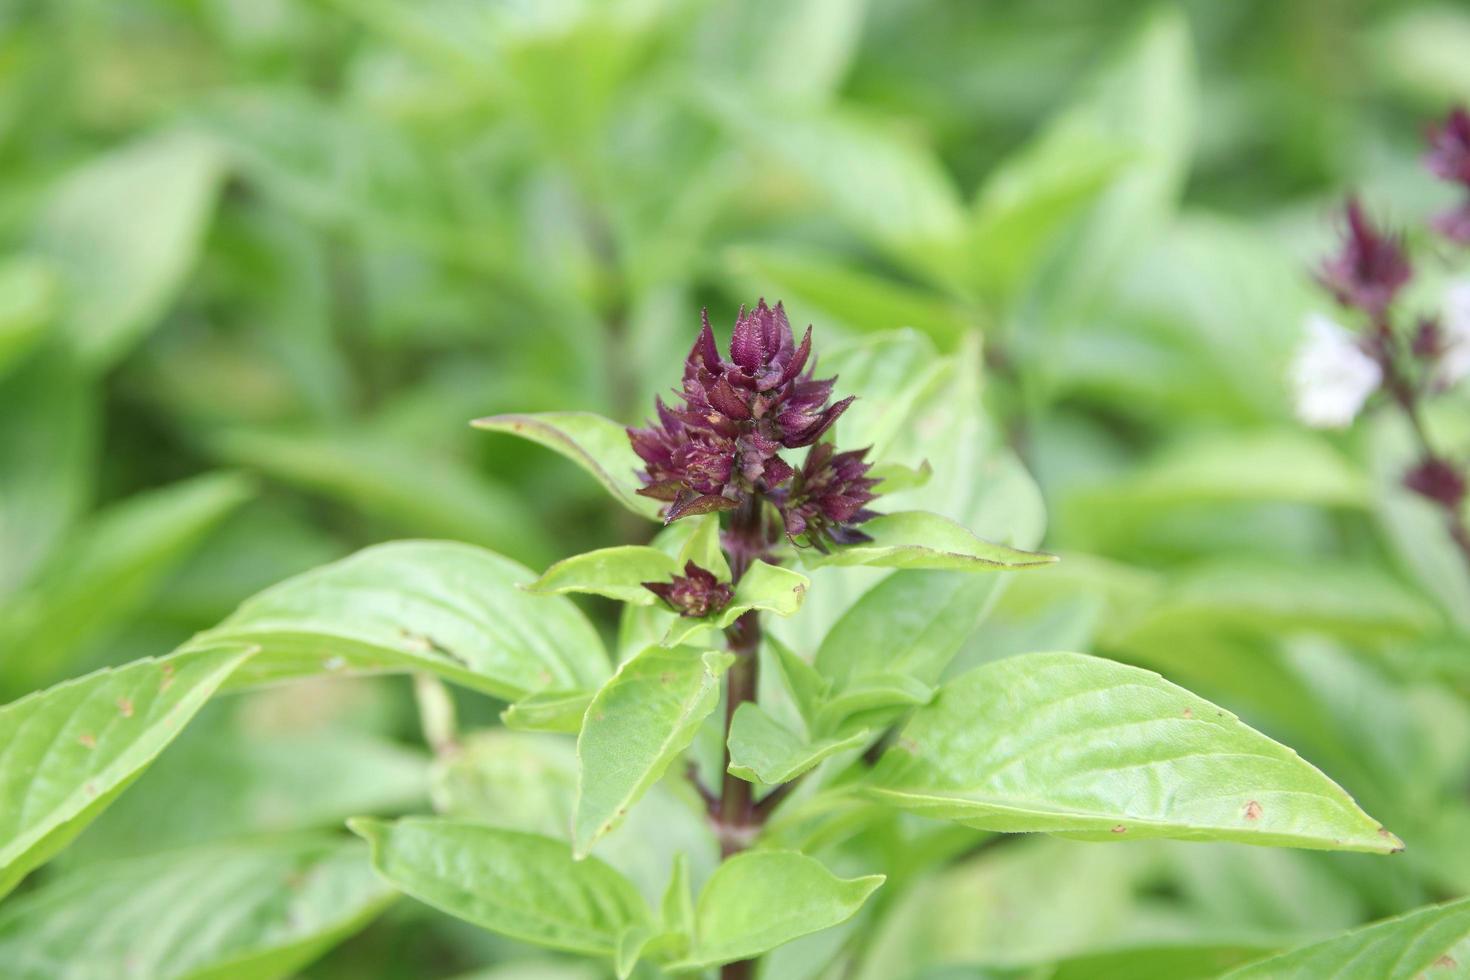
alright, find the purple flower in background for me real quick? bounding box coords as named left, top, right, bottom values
left=643, top=561, right=733, bottom=618
left=1427, top=108, right=1470, bottom=244
left=1426, top=107, right=1470, bottom=186
left=1404, top=457, right=1467, bottom=510
left=1318, top=198, right=1412, bottom=319
left=776, top=442, right=881, bottom=551
left=628, top=301, right=855, bottom=523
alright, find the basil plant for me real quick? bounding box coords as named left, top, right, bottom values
left=0, top=303, right=1400, bottom=979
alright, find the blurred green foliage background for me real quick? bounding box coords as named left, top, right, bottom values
left=3, top=0, right=1470, bottom=977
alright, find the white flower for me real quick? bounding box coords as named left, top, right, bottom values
left=1441, top=279, right=1470, bottom=386
left=1290, top=313, right=1382, bottom=429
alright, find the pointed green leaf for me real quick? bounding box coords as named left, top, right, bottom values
left=672, top=851, right=884, bottom=969
left=1, top=472, right=255, bottom=692
left=764, top=636, right=828, bottom=730
left=525, top=546, right=680, bottom=604
left=868, top=652, right=1398, bottom=853
left=69, top=724, right=428, bottom=865
left=212, top=428, right=553, bottom=565
left=0, top=346, right=95, bottom=598
left=502, top=689, right=595, bottom=734
left=660, top=852, right=695, bottom=939
left=0, top=646, right=252, bottom=898
left=869, top=460, right=934, bottom=495
left=727, top=703, right=869, bottom=785
left=351, top=817, right=652, bottom=958
left=970, top=122, right=1135, bottom=302
left=574, top=648, right=733, bottom=857
left=726, top=244, right=970, bottom=344
left=663, top=561, right=809, bottom=646
left=800, top=511, right=1056, bottom=571
left=472, top=412, right=661, bottom=520
left=193, top=541, right=609, bottom=700
left=430, top=731, right=719, bottom=909
left=676, top=514, right=731, bottom=580
left=812, top=673, right=934, bottom=737
left=0, top=835, right=392, bottom=980
left=0, top=257, right=56, bottom=379
left=1222, top=896, right=1470, bottom=979
left=815, top=569, right=1004, bottom=690
left=34, top=129, right=225, bottom=370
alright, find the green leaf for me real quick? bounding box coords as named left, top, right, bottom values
left=574, top=647, right=733, bottom=857
left=676, top=514, right=731, bottom=580
left=0, top=257, right=57, bottom=379
left=660, top=852, right=695, bottom=939
left=1024, top=8, right=1194, bottom=334
left=212, top=428, right=553, bottom=566
left=0, top=346, right=95, bottom=598
left=472, top=412, right=661, bottom=520
left=1064, top=431, right=1370, bottom=551
left=66, top=719, right=428, bottom=865
left=815, top=570, right=1003, bottom=691
left=502, top=689, right=595, bottom=734
left=33, top=129, right=225, bottom=370
left=703, top=95, right=969, bottom=287
left=726, top=244, right=971, bottom=345
left=193, top=541, right=609, bottom=700
left=764, top=635, right=828, bottom=730
left=869, top=460, right=934, bottom=495
left=971, top=123, right=1135, bottom=302
left=0, top=646, right=252, bottom=898
left=801, top=511, right=1056, bottom=571
left=663, top=561, right=810, bottom=646
left=0, top=835, right=393, bottom=980
left=1221, top=896, right=1470, bottom=979
left=431, top=731, right=719, bottom=909
left=0, top=472, right=255, bottom=692
left=727, top=703, right=869, bottom=784
left=812, top=673, right=934, bottom=737
left=868, top=652, right=1398, bottom=853
left=351, top=816, right=653, bottom=958
left=526, top=546, right=680, bottom=604
left=672, top=851, right=885, bottom=969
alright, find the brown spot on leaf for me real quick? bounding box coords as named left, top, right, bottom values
left=160, top=663, right=176, bottom=691
left=1110, top=825, right=1127, bottom=834
left=1181, top=706, right=1193, bottom=719
left=898, top=738, right=920, bottom=755
left=117, top=698, right=134, bottom=718
left=78, top=733, right=96, bottom=749
left=1244, top=800, right=1262, bottom=821
left=1433, top=954, right=1457, bottom=969
left=660, top=672, right=676, bottom=685
left=84, top=781, right=98, bottom=797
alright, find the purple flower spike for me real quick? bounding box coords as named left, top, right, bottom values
left=643, top=561, right=734, bottom=618
left=1318, top=198, right=1412, bottom=319
left=626, top=300, right=866, bottom=523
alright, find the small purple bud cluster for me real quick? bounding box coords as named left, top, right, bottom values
left=644, top=561, right=733, bottom=618
left=772, top=443, right=880, bottom=550
left=1317, top=197, right=1412, bottom=320
left=628, top=301, right=879, bottom=548
left=1427, top=108, right=1470, bottom=244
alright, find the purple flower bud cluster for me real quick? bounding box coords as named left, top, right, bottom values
left=628, top=301, right=880, bottom=548
left=1427, top=107, right=1470, bottom=244
left=772, top=443, right=880, bottom=550
left=1317, top=197, right=1412, bottom=320
left=643, top=561, right=733, bottom=618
